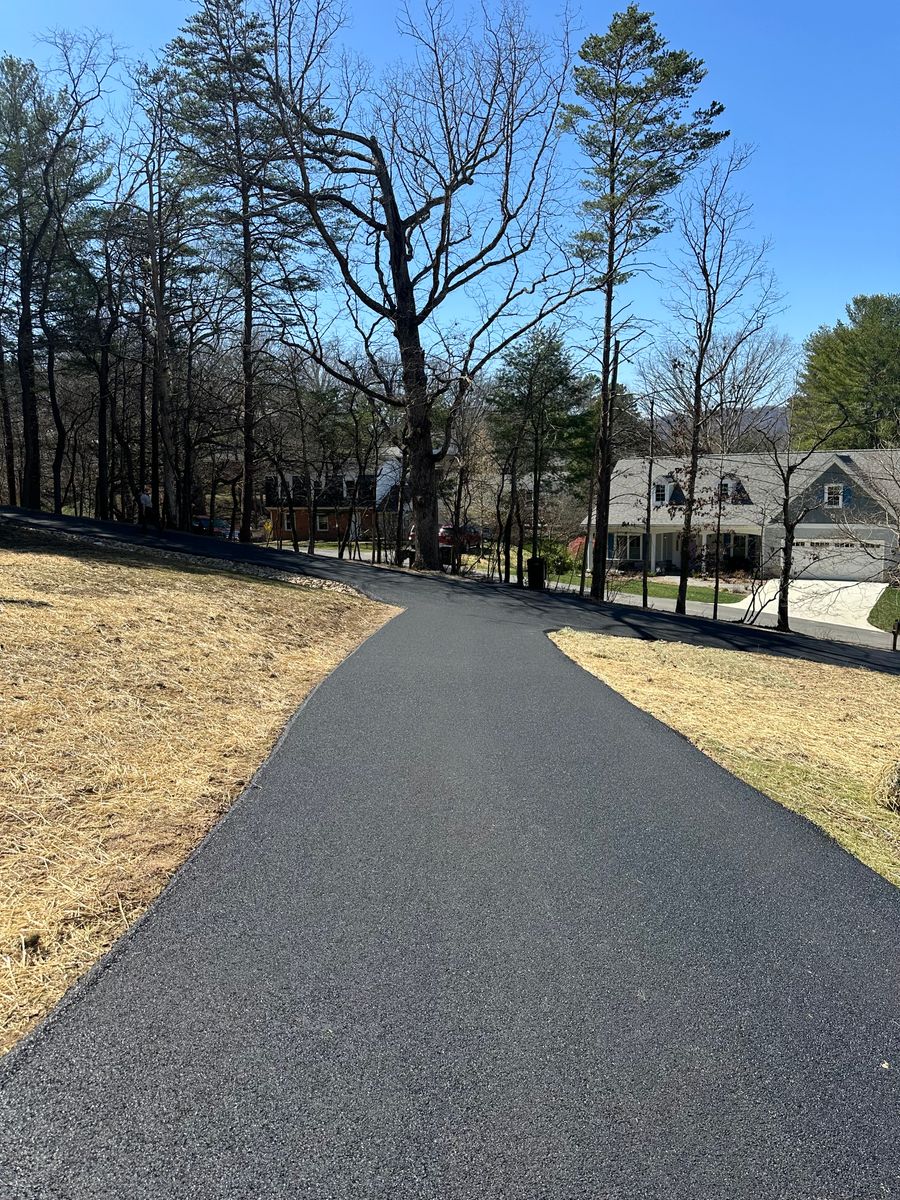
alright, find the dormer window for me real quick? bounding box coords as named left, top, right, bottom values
left=824, top=484, right=843, bottom=509
left=719, top=480, right=731, bottom=499
left=654, top=483, right=667, bottom=504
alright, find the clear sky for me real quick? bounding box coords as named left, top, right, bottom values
left=2, top=0, right=898, bottom=354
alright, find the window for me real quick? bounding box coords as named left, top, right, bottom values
left=283, top=511, right=294, bottom=530
left=614, top=533, right=643, bottom=561
left=719, top=480, right=731, bottom=499
left=654, top=483, right=666, bottom=504
left=824, top=484, right=843, bottom=509
left=316, top=512, right=330, bottom=533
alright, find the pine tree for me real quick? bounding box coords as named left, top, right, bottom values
left=563, top=4, right=728, bottom=600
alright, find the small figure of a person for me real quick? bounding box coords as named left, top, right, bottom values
left=139, top=485, right=152, bottom=532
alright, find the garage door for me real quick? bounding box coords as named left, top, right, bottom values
left=790, top=538, right=883, bottom=581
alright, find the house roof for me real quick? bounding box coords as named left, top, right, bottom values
left=606, top=449, right=900, bottom=530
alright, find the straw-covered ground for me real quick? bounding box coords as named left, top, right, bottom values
left=551, top=629, right=900, bottom=886
left=0, top=526, right=398, bottom=1054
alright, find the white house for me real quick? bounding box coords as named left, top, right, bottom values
left=585, top=449, right=900, bottom=583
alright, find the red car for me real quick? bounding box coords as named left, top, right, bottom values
left=406, top=523, right=483, bottom=563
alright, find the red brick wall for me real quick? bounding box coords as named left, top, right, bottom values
left=268, top=508, right=374, bottom=541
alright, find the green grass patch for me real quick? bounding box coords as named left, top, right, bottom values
left=611, top=579, right=744, bottom=604
left=869, top=586, right=900, bottom=631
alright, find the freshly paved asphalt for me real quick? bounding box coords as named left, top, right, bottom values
left=2, top=509, right=900, bottom=1199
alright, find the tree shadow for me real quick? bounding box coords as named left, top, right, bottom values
left=0, top=516, right=292, bottom=590
left=3, top=505, right=898, bottom=676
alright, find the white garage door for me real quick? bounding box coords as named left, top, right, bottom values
left=791, top=538, right=883, bottom=581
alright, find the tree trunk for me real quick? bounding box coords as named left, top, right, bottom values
left=642, top=461, right=653, bottom=609
left=393, top=445, right=408, bottom=565
left=589, top=236, right=618, bottom=600
left=373, top=138, right=442, bottom=570
left=230, top=477, right=239, bottom=540
left=451, top=461, right=466, bottom=575
left=277, top=466, right=300, bottom=552
left=676, top=369, right=705, bottom=614
left=405, top=391, right=441, bottom=570
left=531, top=412, right=542, bottom=562
left=308, top=473, right=319, bottom=555
left=151, top=345, right=161, bottom=526
left=95, top=342, right=110, bottom=520
left=504, top=452, right=518, bottom=584
left=16, top=278, right=41, bottom=509
left=239, top=188, right=255, bottom=543
left=0, top=340, right=16, bottom=506
left=181, top=433, right=192, bottom=531
left=138, top=300, right=148, bottom=491
left=591, top=337, right=620, bottom=602
left=514, top=489, right=524, bottom=587
left=778, top=489, right=793, bottom=631
left=45, top=342, right=66, bottom=514
left=712, top=500, right=724, bottom=620
left=209, top=472, right=219, bottom=527
left=502, top=503, right=513, bottom=584
left=579, top=445, right=597, bottom=599
left=493, top=465, right=508, bottom=583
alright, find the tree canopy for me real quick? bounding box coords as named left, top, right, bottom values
left=794, top=294, right=900, bottom=449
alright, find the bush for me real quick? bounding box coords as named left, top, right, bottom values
left=547, top=547, right=577, bottom=576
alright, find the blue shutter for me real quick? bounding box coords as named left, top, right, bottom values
left=843, top=485, right=853, bottom=507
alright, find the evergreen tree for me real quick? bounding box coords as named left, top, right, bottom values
left=168, top=0, right=293, bottom=540
left=0, top=41, right=112, bottom=508
left=563, top=4, right=728, bottom=600
left=489, top=330, right=585, bottom=568
left=794, top=295, right=900, bottom=449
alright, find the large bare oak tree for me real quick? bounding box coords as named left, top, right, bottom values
left=255, top=0, right=596, bottom=568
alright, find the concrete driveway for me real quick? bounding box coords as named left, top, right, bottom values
left=735, top=578, right=887, bottom=629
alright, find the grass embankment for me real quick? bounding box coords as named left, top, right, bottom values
left=869, top=586, right=900, bottom=632
left=551, top=629, right=900, bottom=886
left=0, top=528, right=397, bottom=1054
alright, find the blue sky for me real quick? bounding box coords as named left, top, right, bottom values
left=3, top=0, right=898, bottom=355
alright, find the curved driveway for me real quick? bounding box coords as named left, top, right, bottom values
left=1, top=510, right=900, bottom=1199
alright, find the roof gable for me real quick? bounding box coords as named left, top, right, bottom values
left=607, top=449, right=900, bottom=529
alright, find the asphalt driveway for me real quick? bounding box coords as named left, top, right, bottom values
left=1, top=510, right=900, bottom=1199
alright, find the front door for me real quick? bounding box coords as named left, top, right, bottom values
left=656, top=532, right=677, bottom=569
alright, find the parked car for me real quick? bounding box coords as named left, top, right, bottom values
left=406, top=522, right=483, bottom=563
left=192, top=515, right=241, bottom=540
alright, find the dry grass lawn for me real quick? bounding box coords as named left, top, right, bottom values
left=551, top=628, right=900, bottom=886
left=0, top=529, right=397, bottom=1054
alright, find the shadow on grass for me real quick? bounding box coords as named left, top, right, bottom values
left=3, top=507, right=898, bottom=675
left=0, top=521, right=301, bottom=592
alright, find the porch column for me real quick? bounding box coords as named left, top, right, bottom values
left=650, top=531, right=657, bottom=573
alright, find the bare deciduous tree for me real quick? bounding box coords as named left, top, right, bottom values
left=661, top=146, right=780, bottom=613
left=255, top=0, right=596, bottom=568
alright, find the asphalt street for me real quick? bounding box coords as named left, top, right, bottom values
left=2, top=509, right=900, bottom=1199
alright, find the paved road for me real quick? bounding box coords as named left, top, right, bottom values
left=278, top=541, right=897, bottom=649
left=2, top=509, right=900, bottom=1199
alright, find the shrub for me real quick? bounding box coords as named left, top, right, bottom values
left=548, top=547, right=577, bottom=576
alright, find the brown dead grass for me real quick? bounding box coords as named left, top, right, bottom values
left=550, top=628, right=900, bottom=887
left=0, top=530, right=397, bottom=1054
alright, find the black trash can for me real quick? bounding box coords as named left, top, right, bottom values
left=527, top=556, right=547, bottom=591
